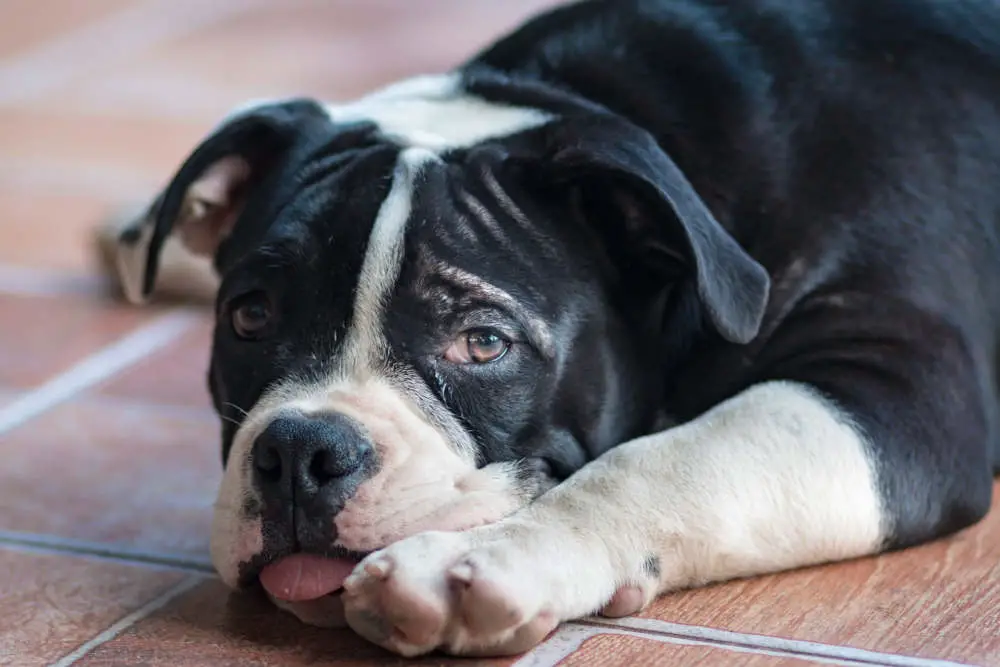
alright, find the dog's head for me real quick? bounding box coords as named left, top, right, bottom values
left=115, top=74, right=768, bottom=626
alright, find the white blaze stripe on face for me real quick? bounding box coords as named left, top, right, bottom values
left=343, top=148, right=436, bottom=374
left=325, top=73, right=553, bottom=151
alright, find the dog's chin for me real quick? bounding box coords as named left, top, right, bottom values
left=268, top=591, right=349, bottom=628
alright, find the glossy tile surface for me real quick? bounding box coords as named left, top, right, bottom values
left=98, top=318, right=215, bottom=409
left=0, top=293, right=153, bottom=387
left=555, top=634, right=815, bottom=667
left=74, top=579, right=514, bottom=667
left=0, top=547, right=189, bottom=667
left=1, top=398, right=219, bottom=559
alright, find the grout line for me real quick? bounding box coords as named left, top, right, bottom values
left=0, top=157, right=162, bottom=200
left=0, top=309, right=198, bottom=435
left=0, top=264, right=110, bottom=298
left=48, top=576, right=205, bottom=667
left=566, top=617, right=974, bottom=667
left=517, top=622, right=978, bottom=667
left=0, top=530, right=214, bottom=575
left=516, top=623, right=877, bottom=667
left=82, top=392, right=217, bottom=422
left=0, top=0, right=270, bottom=106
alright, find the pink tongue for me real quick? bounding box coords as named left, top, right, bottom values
left=258, top=554, right=358, bottom=602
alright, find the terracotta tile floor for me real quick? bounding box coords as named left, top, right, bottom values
left=0, top=2, right=997, bottom=666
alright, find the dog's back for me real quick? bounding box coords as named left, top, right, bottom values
left=471, top=0, right=1000, bottom=471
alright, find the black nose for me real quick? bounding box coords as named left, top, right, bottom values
left=252, top=413, right=373, bottom=513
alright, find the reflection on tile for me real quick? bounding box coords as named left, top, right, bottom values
left=0, top=0, right=133, bottom=60
left=76, top=578, right=514, bottom=667
left=0, top=190, right=117, bottom=273
left=49, top=0, right=564, bottom=115
left=0, top=547, right=188, bottom=666
left=0, top=108, right=210, bottom=177
left=637, top=482, right=1000, bottom=667
left=1, top=398, right=219, bottom=559
left=0, top=293, right=154, bottom=387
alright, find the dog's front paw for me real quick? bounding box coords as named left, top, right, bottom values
left=340, top=528, right=560, bottom=657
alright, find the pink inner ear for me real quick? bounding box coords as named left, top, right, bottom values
left=179, top=155, right=252, bottom=256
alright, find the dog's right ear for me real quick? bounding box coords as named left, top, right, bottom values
left=109, top=99, right=330, bottom=304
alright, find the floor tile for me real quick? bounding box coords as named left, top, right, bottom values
left=0, top=386, right=18, bottom=408
left=0, top=546, right=189, bottom=667
left=0, top=293, right=156, bottom=387
left=0, top=108, right=210, bottom=177
left=556, top=633, right=813, bottom=666
left=0, top=189, right=119, bottom=273
left=97, top=317, right=215, bottom=410
left=0, top=0, right=133, bottom=60
left=75, top=578, right=513, bottom=667
left=0, top=397, right=220, bottom=559
left=48, top=0, right=565, bottom=119
left=635, top=482, right=1000, bottom=667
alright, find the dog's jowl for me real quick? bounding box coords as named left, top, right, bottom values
left=100, top=0, right=1000, bottom=657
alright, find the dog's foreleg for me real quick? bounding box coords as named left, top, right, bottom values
left=338, top=380, right=890, bottom=656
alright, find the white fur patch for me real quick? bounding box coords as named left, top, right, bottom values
left=209, top=449, right=262, bottom=588
left=550, top=379, right=887, bottom=595
left=341, top=148, right=436, bottom=374
left=325, top=73, right=552, bottom=151
left=339, top=380, right=887, bottom=656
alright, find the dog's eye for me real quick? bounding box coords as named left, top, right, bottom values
left=231, top=292, right=274, bottom=340
left=444, top=329, right=511, bottom=364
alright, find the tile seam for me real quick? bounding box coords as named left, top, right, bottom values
left=0, top=0, right=272, bottom=106
left=567, top=617, right=975, bottom=667
left=0, top=264, right=110, bottom=299
left=0, top=156, right=162, bottom=200
left=46, top=576, right=205, bottom=667
left=516, top=623, right=882, bottom=667
left=0, top=309, right=198, bottom=435
left=0, top=530, right=214, bottom=575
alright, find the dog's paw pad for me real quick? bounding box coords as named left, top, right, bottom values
left=451, top=561, right=527, bottom=634
left=599, top=584, right=656, bottom=618
left=363, top=557, right=392, bottom=579
left=343, top=551, right=451, bottom=655
left=342, top=531, right=558, bottom=657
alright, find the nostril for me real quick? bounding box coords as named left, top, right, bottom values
left=254, top=442, right=282, bottom=484
left=308, top=447, right=362, bottom=485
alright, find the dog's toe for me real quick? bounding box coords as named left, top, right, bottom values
left=341, top=529, right=558, bottom=657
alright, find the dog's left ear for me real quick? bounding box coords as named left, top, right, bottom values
left=532, top=115, right=770, bottom=344
left=108, top=99, right=331, bottom=304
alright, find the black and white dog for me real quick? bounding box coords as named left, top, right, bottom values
left=99, top=0, right=1000, bottom=657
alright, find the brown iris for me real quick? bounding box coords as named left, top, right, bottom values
left=231, top=292, right=273, bottom=340
left=444, top=329, right=511, bottom=364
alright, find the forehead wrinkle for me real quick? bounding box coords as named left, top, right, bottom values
left=478, top=166, right=561, bottom=259
left=455, top=186, right=508, bottom=246
left=343, top=147, right=439, bottom=375
left=434, top=264, right=554, bottom=358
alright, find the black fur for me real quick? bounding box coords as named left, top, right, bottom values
left=147, top=0, right=999, bottom=558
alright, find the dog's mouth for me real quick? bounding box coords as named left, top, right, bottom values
left=258, top=553, right=360, bottom=602
left=239, top=545, right=371, bottom=603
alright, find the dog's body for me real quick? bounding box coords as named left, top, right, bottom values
left=101, top=0, right=1000, bottom=657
